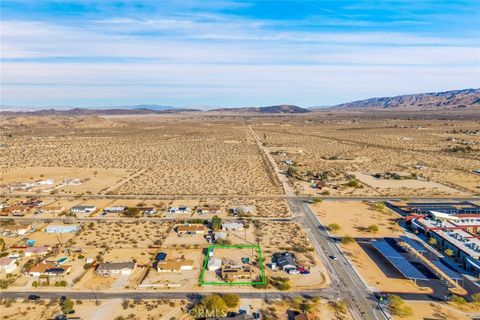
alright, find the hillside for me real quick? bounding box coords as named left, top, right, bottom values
left=0, top=107, right=200, bottom=116
left=322, top=88, right=480, bottom=110
left=209, top=104, right=311, bottom=114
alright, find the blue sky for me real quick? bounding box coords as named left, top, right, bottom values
left=1, top=0, right=479, bottom=109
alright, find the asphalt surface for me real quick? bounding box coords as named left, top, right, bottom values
left=0, top=289, right=338, bottom=301
left=2, top=192, right=478, bottom=202
left=293, top=199, right=389, bottom=320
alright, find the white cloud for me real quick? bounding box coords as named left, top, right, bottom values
left=1, top=17, right=479, bottom=107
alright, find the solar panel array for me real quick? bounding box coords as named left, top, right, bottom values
left=400, top=236, right=427, bottom=254
left=372, top=240, right=428, bottom=280
left=431, top=260, right=462, bottom=281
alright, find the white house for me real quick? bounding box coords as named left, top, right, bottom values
left=103, top=206, right=126, bottom=213
left=207, top=258, right=222, bottom=271
left=24, top=246, right=50, bottom=257
left=96, top=262, right=136, bottom=276
left=70, top=206, right=96, bottom=214
left=167, top=206, right=191, bottom=214
left=36, top=178, right=55, bottom=186
left=222, top=222, right=244, bottom=231
left=0, top=258, right=17, bottom=273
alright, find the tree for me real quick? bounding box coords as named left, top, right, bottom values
left=428, top=237, right=437, bottom=246
left=451, top=295, right=467, bottom=306
left=328, top=223, right=341, bottom=232
left=211, top=215, right=222, bottom=231
left=0, top=238, right=5, bottom=251
left=388, top=295, right=413, bottom=317
left=193, top=294, right=228, bottom=317
left=124, top=207, right=141, bottom=218
left=222, top=294, right=240, bottom=308
left=341, top=235, right=355, bottom=244
left=471, top=293, right=480, bottom=303
left=312, top=197, right=322, bottom=203
left=286, top=166, right=297, bottom=178
left=347, top=179, right=360, bottom=188
left=61, top=298, right=75, bottom=314
left=367, top=224, right=379, bottom=234
left=32, top=281, right=39, bottom=288
left=444, top=248, right=454, bottom=257
left=374, top=202, right=385, bottom=211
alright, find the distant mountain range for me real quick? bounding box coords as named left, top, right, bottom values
left=209, top=105, right=311, bottom=114
left=1, top=89, right=478, bottom=116
left=0, top=107, right=200, bottom=116
left=319, top=88, right=480, bottom=110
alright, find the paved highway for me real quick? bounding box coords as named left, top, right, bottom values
left=295, top=199, right=389, bottom=320
left=0, top=289, right=337, bottom=301
left=2, top=192, right=478, bottom=202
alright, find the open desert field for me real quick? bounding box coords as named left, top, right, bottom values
left=1, top=117, right=283, bottom=196
left=73, top=221, right=173, bottom=248
left=0, top=166, right=132, bottom=195
left=392, top=301, right=478, bottom=320
left=311, top=201, right=404, bottom=238
left=253, top=116, right=480, bottom=197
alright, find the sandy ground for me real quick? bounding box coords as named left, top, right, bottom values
left=352, top=172, right=468, bottom=196
left=253, top=117, right=480, bottom=197
left=311, top=201, right=404, bottom=238
left=342, top=241, right=431, bottom=294
left=0, top=166, right=131, bottom=195
left=0, top=298, right=187, bottom=320
left=392, top=301, right=479, bottom=320
left=73, top=221, right=173, bottom=248
left=257, top=298, right=352, bottom=320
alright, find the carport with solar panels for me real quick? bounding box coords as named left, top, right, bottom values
left=400, top=236, right=463, bottom=283
left=371, top=239, right=428, bottom=283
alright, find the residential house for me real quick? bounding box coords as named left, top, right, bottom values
left=24, top=246, right=51, bottom=257
left=155, top=259, right=194, bottom=272
left=35, top=178, right=55, bottom=186
left=222, top=222, right=244, bottom=231
left=96, top=262, right=136, bottom=276
left=1, top=205, right=30, bottom=216
left=154, top=252, right=167, bottom=261
left=70, top=206, right=97, bottom=214
left=207, top=258, right=222, bottom=271
left=1, top=224, right=33, bottom=237
left=220, top=265, right=252, bottom=282
left=167, top=206, right=191, bottom=214
left=0, top=258, right=17, bottom=273
left=138, top=207, right=157, bottom=215
left=39, top=205, right=65, bottom=213
left=272, top=252, right=297, bottom=272
left=20, top=198, right=45, bottom=207
left=103, top=206, right=126, bottom=214
left=28, top=261, right=71, bottom=277
left=213, top=231, right=228, bottom=242
left=196, top=206, right=221, bottom=215
left=45, top=225, right=81, bottom=234
left=230, top=206, right=255, bottom=216
left=176, top=224, right=206, bottom=235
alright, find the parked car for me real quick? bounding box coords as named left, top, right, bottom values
left=28, top=294, right=40, bottom=301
